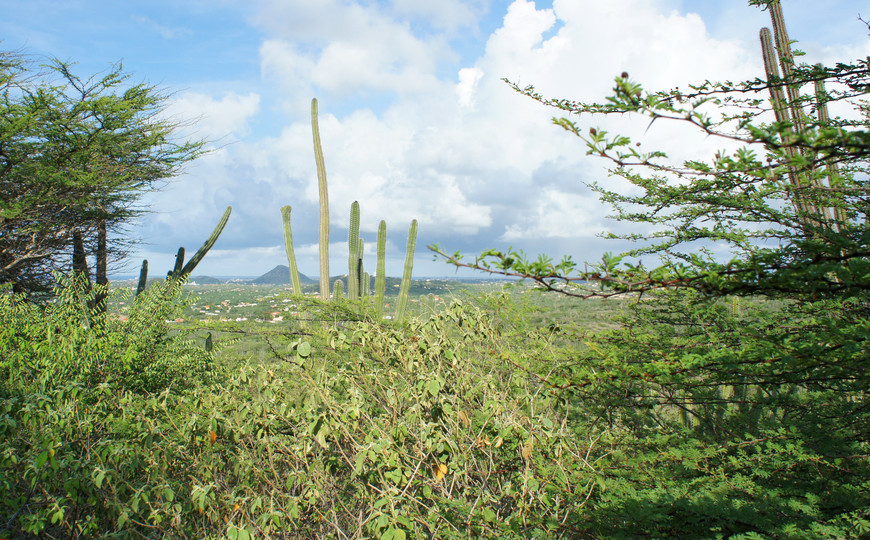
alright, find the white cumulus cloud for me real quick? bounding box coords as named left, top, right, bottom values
left=137, top=0, right=869, bottom=276
left=165, top=91, right=261, bottom=142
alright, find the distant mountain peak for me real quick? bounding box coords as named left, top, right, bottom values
left=251, top=265, right=315, bottom=285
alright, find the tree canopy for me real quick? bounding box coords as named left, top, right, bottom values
left=0, top=51, right=203, bottom=294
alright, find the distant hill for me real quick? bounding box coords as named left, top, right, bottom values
left=251, top=265, right=316, bottom=285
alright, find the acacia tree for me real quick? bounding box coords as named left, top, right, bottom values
left=433, top=1, right=870, bottom=535
left=0, top=52, right=203, bottom=296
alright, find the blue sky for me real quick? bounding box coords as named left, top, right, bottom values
left=2, top=0, right=868, bottom=278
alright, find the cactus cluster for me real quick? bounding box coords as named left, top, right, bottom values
left=280, top=98, right=418, bottom=320
left=759, top=0, right=844, bottom=232
left=136, top=206, right=232, bottom=296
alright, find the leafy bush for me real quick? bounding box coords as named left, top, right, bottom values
left=0, top=275, right=216, bottom=397
left=542, top=290, right=870, bottom=538
left=0, top=294, right=606, bottom=538
left=5, top=281, right=866, bottom=538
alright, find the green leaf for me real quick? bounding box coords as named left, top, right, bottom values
left=36, top=450, right=48, bottom=469
left=94, top=470, right=106, bottom=489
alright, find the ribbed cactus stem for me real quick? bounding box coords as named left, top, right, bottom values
left=759, top=20, right=818, bottom=229
left=769, top=1, right=804, bottom=132
left=179, top=206, right=232, bottom=278
left=333, top=278, right=343, bottom=299
left=312, top=99, right=330, bottom=301
left=136, top=259, right=148, bottom=297
left=759, top=28, right=789, bottom=125
left=362, top=271, right=370, bottom=298
left=395, top=219, right=418, bottom=323
left=72, top=230, right=91, bottom=287
left=171, top=247, right=185, bottom=278
left=347, top=201, right=360, bottom=299
left=281, top=205, right=304, bottom=295
left=375, top=220, right=387, bottom=318
left=357, top=239, right=365, bottom=297
left=813, top=70, right=845, bottom=230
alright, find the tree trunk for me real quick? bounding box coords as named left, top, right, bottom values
left=72, top=230, right=92, bottom=288
left=95, top=219, right=108, bottom=315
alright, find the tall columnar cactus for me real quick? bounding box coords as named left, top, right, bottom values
left=312, top=98, right=331, bottom=301
left=759, top=1, right=840, bottom=232
left=347, top=201, right=361, bottom=299
left=281, top=205, right=304, bottom=295
left=136, top=259, right=148, bottom=296
left=362, top=271, right=370, bottom=297
left=288, top=99, right=418, bottom=312
left=72, top=231, right=91, bottom=288
left=375, top=220, right=387, bottom=318
left=395, top=219, right=418, bottom=323
left=333, top=278, right=343, bottom=299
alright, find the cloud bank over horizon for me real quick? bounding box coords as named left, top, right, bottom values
left=2, top=0, right=868, bottom=277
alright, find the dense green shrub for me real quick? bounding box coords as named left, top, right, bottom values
left=0, top=293, right=608, bottom=538
left=538, top=290, right=870, bottom=538
left=6, top=279, right=866, bottom=537
left=0, top=276, right=216, bottom=397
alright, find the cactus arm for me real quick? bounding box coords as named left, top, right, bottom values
left=281, top=205, right=305, bottom=295
left=375, top=220, right=387, bottom=318
left=178, top=206, right=232, bottom=278
left=170, top=247, right=185, bottom=278
left=312, top=99, right=331, bottom=301
left=395, top=219, right=418, bottom=323
left=760, top=27, right=806, bottom=220
left=759, top=28, right=789, bottom=125
left=333, top=278, right=344, bottom=299
left=135, top=259, right=148, bottom=297
left=348, top=201, right=360, bottom=299
left=362, top=271, right=370, bottom=298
